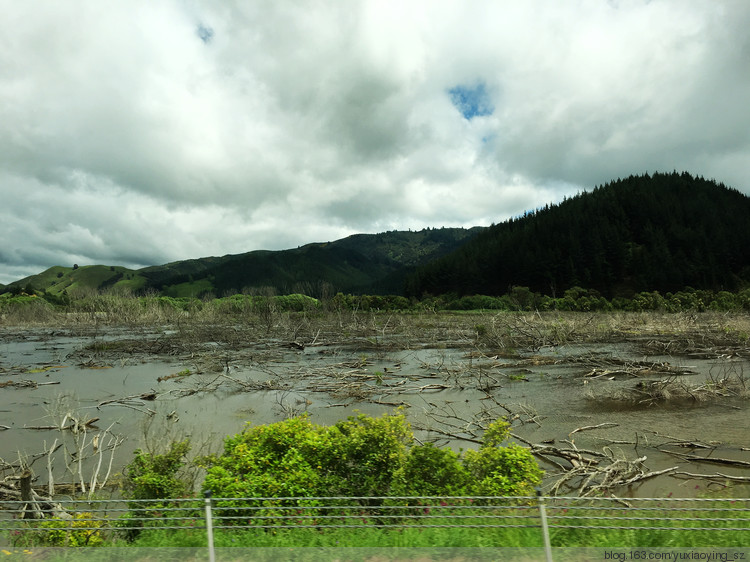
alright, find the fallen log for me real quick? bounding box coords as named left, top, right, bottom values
left=569, top=422, right=618, bottom=436
left=620, top=465, right=679, bottom=485
left=662, top=451, right=750, bottom=468
left=0, top=380, right=61, bottom=389
left=530, top=444, right=604, bottom=468
left=672, top=471, right=750, bottom=483
left=24, top=417, right=101, bottom=432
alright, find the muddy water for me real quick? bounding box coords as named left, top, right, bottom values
left=1, top=327, right=748, bottom=498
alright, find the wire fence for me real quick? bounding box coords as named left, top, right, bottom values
left=1, top=494, right=749, bottom=558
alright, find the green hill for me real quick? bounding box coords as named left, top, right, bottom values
left=6, top=228, right=482, bottom=298
left=141, top=227, right=483, bottom=297
left=406, top=172, right=750, bottom=299
left=7, top=265, right=148, bottom=297
left=9, top=172, right=750, bottom=301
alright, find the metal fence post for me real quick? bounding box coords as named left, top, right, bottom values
left=204, top=490, right=216, bottom=562
left=536, top=489, right=553, bottom=562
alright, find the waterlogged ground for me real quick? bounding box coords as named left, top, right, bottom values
left=1, top=311, right=749, bottom=498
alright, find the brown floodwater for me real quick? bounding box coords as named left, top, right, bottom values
left=1, top=325, right=748, bottom=498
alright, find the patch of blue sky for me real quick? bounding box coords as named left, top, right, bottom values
left=448, top=83, right=494, bottom=120
left=196, top=24, right=214, bottom=44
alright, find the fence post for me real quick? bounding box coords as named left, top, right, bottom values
left=204, top=490, right=216, bottom=562
left=536, top=489, right=553, bottom=562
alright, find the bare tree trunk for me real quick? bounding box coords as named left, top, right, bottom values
left=20, top=469, right=42, bottom=520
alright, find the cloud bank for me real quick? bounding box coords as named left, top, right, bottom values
left=2, top=0, right=749, bottom=283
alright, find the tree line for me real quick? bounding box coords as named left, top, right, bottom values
left=5, top=285, right=750, bottom=316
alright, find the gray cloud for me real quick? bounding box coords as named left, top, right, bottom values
left=1, top=0, right=749, bottom=284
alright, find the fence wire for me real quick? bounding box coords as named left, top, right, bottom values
left=1, top=495, right=748, bottom=540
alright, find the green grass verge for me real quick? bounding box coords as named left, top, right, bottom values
left=109, top=523, right=750, bottom=549
left=6, top=497, right=750, bottom=550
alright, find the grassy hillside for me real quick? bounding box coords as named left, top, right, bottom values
left=145, top=227, right=482, bottom=297
left=9, top=265, right=148, bottom=296
left=6, top=227, right=482, bottom=298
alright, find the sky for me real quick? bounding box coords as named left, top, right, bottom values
left=2, top=1, right=750, bottom=285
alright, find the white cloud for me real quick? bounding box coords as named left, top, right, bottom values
left=1, top=0, right=749, bottom=284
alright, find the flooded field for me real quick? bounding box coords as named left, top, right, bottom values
left=1, top=311, right=749, bottom=499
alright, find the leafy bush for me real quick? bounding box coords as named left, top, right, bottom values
left=201, top=414, right=412, bottom=503
left=201, top=413, right=542, bottom=523
left=39, top=512, right=105, bottom=547
left=0, top=294, right=57, bottom=323
left=274, top=293, right=320, bottom=311
left=390, top=442, right=470, bottom=496
left=463, top=419, right=542, bottom=497
left=445, top=294, right=509, bottom=311
left=124, top=440, right=191, bottom=500
left=120, top=440, right=193, bottom=540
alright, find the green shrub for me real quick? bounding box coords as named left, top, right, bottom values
left=120, top=440, right=193, bottom=541
left=391, top=442, right=470, bottom=496
left=201, top=413, right=413, bottom=503
left=124, top=440, right=191, bottom=501
left=39, top=512, right=105, bottom=547
left=201, top=413, right=542, bottom=524
left=274, top=293, right=319, bottom=311
left=462, top=419, right=542, bottom=497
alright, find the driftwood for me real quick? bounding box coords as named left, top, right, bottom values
left=24, top=415, right=100, bottom=432
left=97, top=392, right=159, bottom=414
left=20, top=469, right=41, bottom=519
left=661, top=451, right=750, bottom=468
left=6, top=396, right=125, bottom=501
left=0, top=379, right=60, bottom=389
left=510, top=422, right=684, bottom=497
left=672, top=471, right=750, bottom=483
left=583, top=361, right=696, bottom=379
left=2, top=469, right=71, bottom=520
left=647, top=431, right=717, bottom=450
left=569, top=422, right=618, bottom=437
left=545, top=450, right=678, bottom=497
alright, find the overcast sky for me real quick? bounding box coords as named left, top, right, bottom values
left=2, top=1, right=749, bottom=284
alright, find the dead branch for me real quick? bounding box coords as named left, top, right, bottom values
left=97, top=392, right=160, bottom=414
left=672, top=471, right=750, bottom=483
left=0, top=380, right=60, bottom=389
left=661, top=451, right=750, bottom=468
left=569, top=422, right=618, bottom=436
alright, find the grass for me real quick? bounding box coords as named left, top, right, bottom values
left=124, top=500, right=750, bottom=549
left=119, top=521, right=541, bottom=548
left=56, top=521, right=748, bottom=550
left=6, top=498, right=749, bottom=550
left=161, top=279, right=214, bottom=299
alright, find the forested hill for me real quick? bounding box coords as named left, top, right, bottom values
left=406, top=172, right=750, bottom=299
left=139, top=227, right=483, bottom=297
left=7, top=227, right=483, bottom=298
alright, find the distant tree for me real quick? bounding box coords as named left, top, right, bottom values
left=73, top=264, right=79, bottom=270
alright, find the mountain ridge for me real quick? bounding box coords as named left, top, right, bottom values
left=5, top=227, right=483, bottom=298
left=406, top=171, right=750, bottom=298
left=6, top=172, right=750, bottom=300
